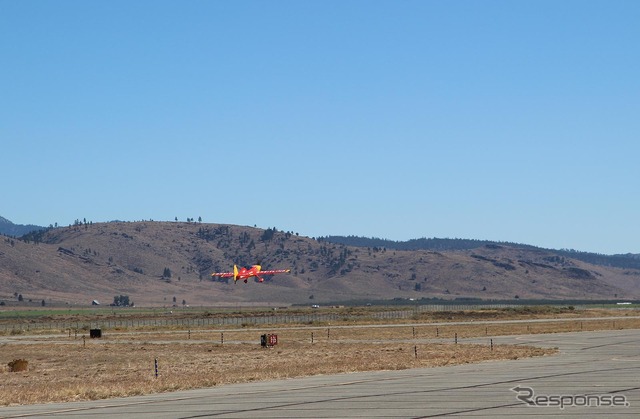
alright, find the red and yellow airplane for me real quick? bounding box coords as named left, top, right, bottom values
left=211, top=264, right=290, bottom=284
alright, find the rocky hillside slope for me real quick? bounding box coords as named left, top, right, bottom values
left=1, top=221, right=639, bottom=306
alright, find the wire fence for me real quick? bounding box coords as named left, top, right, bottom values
left=0, top=303, right=571, bottom=332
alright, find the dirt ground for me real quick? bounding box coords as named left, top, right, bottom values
left=2, top=307, right=639, bottom=406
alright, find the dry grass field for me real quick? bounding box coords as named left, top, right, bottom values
left=1, top=340, right=551, bottom=406
left=2, top=307, right=639, bottom=406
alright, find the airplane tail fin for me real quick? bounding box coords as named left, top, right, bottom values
left=233, top=264, right=239, bottom=283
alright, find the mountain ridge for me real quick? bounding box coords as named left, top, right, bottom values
left=3, top=215, right=636, bottom=259
left=0, top=216, right=45, bottom=237
left=2, top=220, right=640, bottom=306
left=319, top=236, right=640, bottom=270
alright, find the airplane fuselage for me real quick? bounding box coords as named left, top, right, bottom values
left=237, top=265, right=262, bottom=281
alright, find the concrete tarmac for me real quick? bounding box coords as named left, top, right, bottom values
left=2, top=329, right=639, bottom=418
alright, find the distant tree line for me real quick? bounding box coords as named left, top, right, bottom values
left=16, top=227, right=52, bottom=244
left=319, top=236, right=640, bottom=270
left=553, top=249, right=640, bottom=270
left=318, top=236, right=511, bottom=251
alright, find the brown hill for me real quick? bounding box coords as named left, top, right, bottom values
left=1, top=221, right=639, bottom=306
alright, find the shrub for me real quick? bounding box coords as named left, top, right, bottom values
left=8, top=359, right=28, bottom=372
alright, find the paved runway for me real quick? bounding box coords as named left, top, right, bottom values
left=2, top=329, right=639, bottom=418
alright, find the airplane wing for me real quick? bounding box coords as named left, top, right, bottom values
left=211, top=272, right=234, bottom=278
left=258, top=269, right=290, bottom=275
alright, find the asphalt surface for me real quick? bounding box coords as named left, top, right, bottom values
left=2, top=329, right=639, bottom=418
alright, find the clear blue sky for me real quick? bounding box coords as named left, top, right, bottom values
left=1, top=1, right=638, bottom=255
